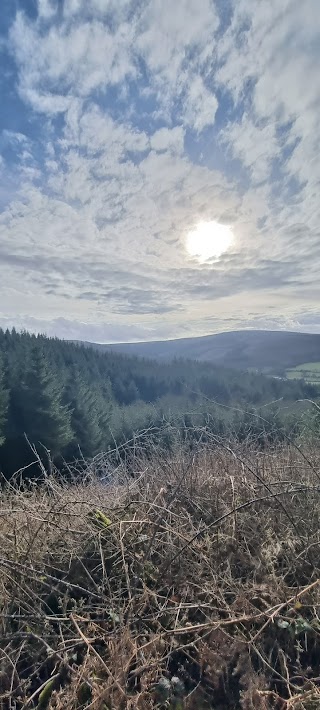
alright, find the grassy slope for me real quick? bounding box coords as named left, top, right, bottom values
left=286, top=361, right=320, bottom=384
left=1, top=438, right=320, bottom=709
left=80, top=329, right=320, bottom=373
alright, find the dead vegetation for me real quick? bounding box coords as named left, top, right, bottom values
left=0, top=434, right=320, bottom=709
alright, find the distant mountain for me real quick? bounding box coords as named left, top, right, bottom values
left=3, top=328, right=318, bottom=477
left=79, top=330, right=320, bottom=373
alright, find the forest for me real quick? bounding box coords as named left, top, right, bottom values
left=0, top=328, right=318, bottom=477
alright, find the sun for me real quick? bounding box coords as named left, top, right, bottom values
left=186, top=221, right=234, bottom=262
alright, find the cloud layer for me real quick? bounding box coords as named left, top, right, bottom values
left=0, top=0, right=319, bottom=341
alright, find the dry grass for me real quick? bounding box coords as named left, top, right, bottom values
left=0, top=436, right=320, bottom=709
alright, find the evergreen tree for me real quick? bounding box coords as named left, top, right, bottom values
left=0, top=356, right=8, bottom=446
left=63, top=369, right=108, bottom=458
left=112, top=377, right=139, bottom=405
left=0, top=327, right=318, bottom=477
left=14, top=347, right=72, bottom=455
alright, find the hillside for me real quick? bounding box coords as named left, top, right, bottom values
left=82, top=329, right=320, bottom=373
left=0, top=329, right=318, bottom=477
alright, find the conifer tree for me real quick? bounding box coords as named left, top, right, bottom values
left=63, top=368, right=106, bottom=458
left=16, top=346, right=73, bottom=455
left=0, top=356, right=8, bottom=446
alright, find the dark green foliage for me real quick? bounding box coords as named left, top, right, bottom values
left=112, top=376, right=140, bottom=404
left=17, top=347, right=73, bottom=454
left=0, top=356, right=8, bottom=446
left=0, top=328, right=318, bottom=477
left=63, top=367, right=111, bottom=458
left=0, top=346, right=73, bottom=475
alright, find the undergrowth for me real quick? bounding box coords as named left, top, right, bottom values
left=0, top=434, right=320, bottom=709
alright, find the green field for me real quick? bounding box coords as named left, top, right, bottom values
left=286, top=361, right=320, bottom=384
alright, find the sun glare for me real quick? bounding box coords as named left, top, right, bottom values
left=186, top=221, right=234, bottom=262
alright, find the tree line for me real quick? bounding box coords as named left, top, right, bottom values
left=0, top=328, right=318, bottom=477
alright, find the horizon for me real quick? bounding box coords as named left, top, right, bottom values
left=1, top=324, right=319, bottom=346
left=59, top=326, right=320, bottom=346
left=76, top=327, right=320, bottom=346
left=0, top=1, right=319, bottom=341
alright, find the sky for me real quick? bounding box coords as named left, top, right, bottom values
left=0, top=0, right=319, bottom=343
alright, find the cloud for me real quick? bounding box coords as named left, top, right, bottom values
left=1, top=130, right=31, bottom=146
left=137, top=0, right=218, bottom=76
left=183, top=76, right=218, bottom=132
left=137, top=0, right=219, bottom=128
left=0, top=0, right=319, bottom=340
left=221, top=116, right=277, bottom=184
left=217, top=0, right=320, bottom=210
left=150, top=126, right=185, bottom=155
left=62, top=0, right=133, bottom=21
left=9, top=9, right=136, bottom=110
left=72, top=105, right=149, bottom=155
left=0, top=314, right=157, bottom=343
left=37, top=0, right=56, bottom=19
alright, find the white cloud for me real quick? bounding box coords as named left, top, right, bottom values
left=217, top=0, right=320, bottom=203
left=62, top=0, right=133, bottom=20
left=76, top=106, right=149, bottom=155
left=2, top=130, right=30, bottom=145
left=150, top=126, right=184, bottom=154
left=137, top=0, right=219, bottom=129
left=137, top=0, right=218, bottom=75
left=183, top=75, right=218, bottom=132
left=10, top=11, right=136, bottom=110
left=62, top=0, right=83, bottom=17
left=1, top=0, right=319, bottom=338
left=222, top=116, right=277, bottom=183
left=20, top=90, right=73, bottom=116
left=10, top=0, right=221, bottom=134
left=38, top=0, right=56, bottom=19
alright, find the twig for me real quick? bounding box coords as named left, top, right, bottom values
left=70, top=614, right=127, bottom=699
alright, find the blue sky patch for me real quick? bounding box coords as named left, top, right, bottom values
left=0, top=0, right=319, bottom=341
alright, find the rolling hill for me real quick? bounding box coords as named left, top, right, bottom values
left=80, top=330, right=320, bottom=373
